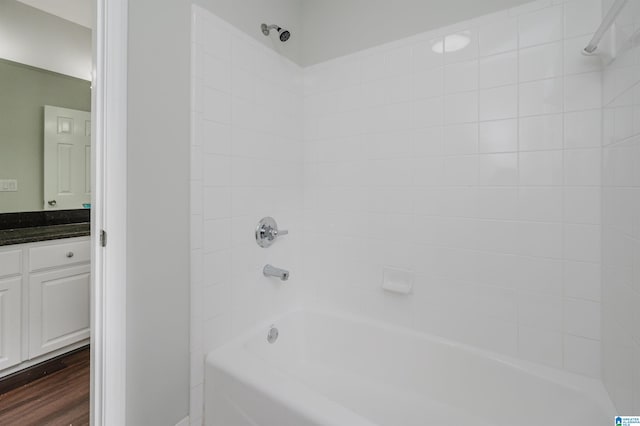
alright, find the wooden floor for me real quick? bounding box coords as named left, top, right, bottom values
left=0, top=347, right=90, bottom=426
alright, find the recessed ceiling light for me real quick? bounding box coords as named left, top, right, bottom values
left=431, top=32, right=471, bottom=54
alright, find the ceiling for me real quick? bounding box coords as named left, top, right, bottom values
left=300, top=0, right=532, bottom=65
left=15, top=0, right=91, bottom=29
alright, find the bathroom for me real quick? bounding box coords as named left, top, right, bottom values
left=187, top=0, right=639, bottom=424
left=0, top=0, right=638, bottom=424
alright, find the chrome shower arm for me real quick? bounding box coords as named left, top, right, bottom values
left=261, top=23, right=280, bottom=35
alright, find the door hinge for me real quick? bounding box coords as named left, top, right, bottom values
left=100, top=229, right=107, bottom=247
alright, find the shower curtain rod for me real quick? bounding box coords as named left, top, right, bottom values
left=583, top=0, right=628, bottom=54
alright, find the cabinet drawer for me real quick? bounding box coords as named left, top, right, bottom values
left=0, top=250, right=22, bottom=278
left=29, top=240, right=90, bottom=271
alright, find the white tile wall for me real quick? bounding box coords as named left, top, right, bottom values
left=601, top=0, right=640, bottom=414
left=190, top=6, right=304, bottom=425
left=303, top=0, right=604, bottom=376
left=189, top=0, right=640, bottom=421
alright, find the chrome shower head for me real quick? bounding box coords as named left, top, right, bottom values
left=261, top=23, right=291, bottom=42
left=279, top=29, right=291, bottom=42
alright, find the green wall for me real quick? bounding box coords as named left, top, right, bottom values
left=0, top=59, right=91, bottom=213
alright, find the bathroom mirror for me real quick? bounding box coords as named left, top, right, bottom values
left=0, top=0, right=92, bottom=214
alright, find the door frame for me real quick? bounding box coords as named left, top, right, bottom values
left=91, top=0, right=128, bottom=424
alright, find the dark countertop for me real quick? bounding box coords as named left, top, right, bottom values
left=0, top=209, right=90, bottom=230
left=0, top=223, right=91, bottom=246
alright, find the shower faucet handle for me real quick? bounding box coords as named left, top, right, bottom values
left=255, top=217, right=288, bottom=248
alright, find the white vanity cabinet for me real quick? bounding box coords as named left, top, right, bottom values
left=0, top=250, right=23, bottom=371
left=0, top=236, right=90, bottom=376
left=28, top=239, right=91, bottom=358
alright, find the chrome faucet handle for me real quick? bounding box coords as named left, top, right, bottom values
left=255, top=217, right=288, bottom=248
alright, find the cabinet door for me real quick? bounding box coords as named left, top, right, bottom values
left=0, top=277, right=21, bottom=371
left=29, top=265, right=90, bottom=359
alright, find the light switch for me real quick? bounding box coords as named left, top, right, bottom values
left=0, top=179, right=18, bottom=192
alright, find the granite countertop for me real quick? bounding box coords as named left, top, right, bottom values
left=0, top=223, right=91, bottom=246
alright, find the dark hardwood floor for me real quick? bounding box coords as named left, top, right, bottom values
left=0, top=347, right=90, bottom=426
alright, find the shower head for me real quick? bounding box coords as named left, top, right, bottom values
left=279, top=29, right=291, bottom=42
left=261, top=23, right=291, bottom=42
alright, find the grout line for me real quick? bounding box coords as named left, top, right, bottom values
left=515, top=8, right=523, bottom=357
left=560, top=1, right=568, bottom=369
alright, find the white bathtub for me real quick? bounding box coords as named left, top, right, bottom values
left=205, top=309, right=616, bottom=426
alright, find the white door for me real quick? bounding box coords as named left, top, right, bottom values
left=43, top=106, right=91, bottom=210
left=29, top=265, right=90, bottom=358
left=0, top=277, right=21, bottom=371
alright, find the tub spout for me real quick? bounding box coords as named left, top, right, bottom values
left=263, top=264, right=290, bottom=281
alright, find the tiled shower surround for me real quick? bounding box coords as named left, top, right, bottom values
left=190, top=7, right=304, bottom=424
left=601, top=0, right=640, bottom=414
left=303, top=0, right=603, bottom=375
left=191, top=0, right=638, bottom=422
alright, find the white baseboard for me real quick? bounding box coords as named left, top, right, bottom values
left=175, top=416, right=190, bottom=426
